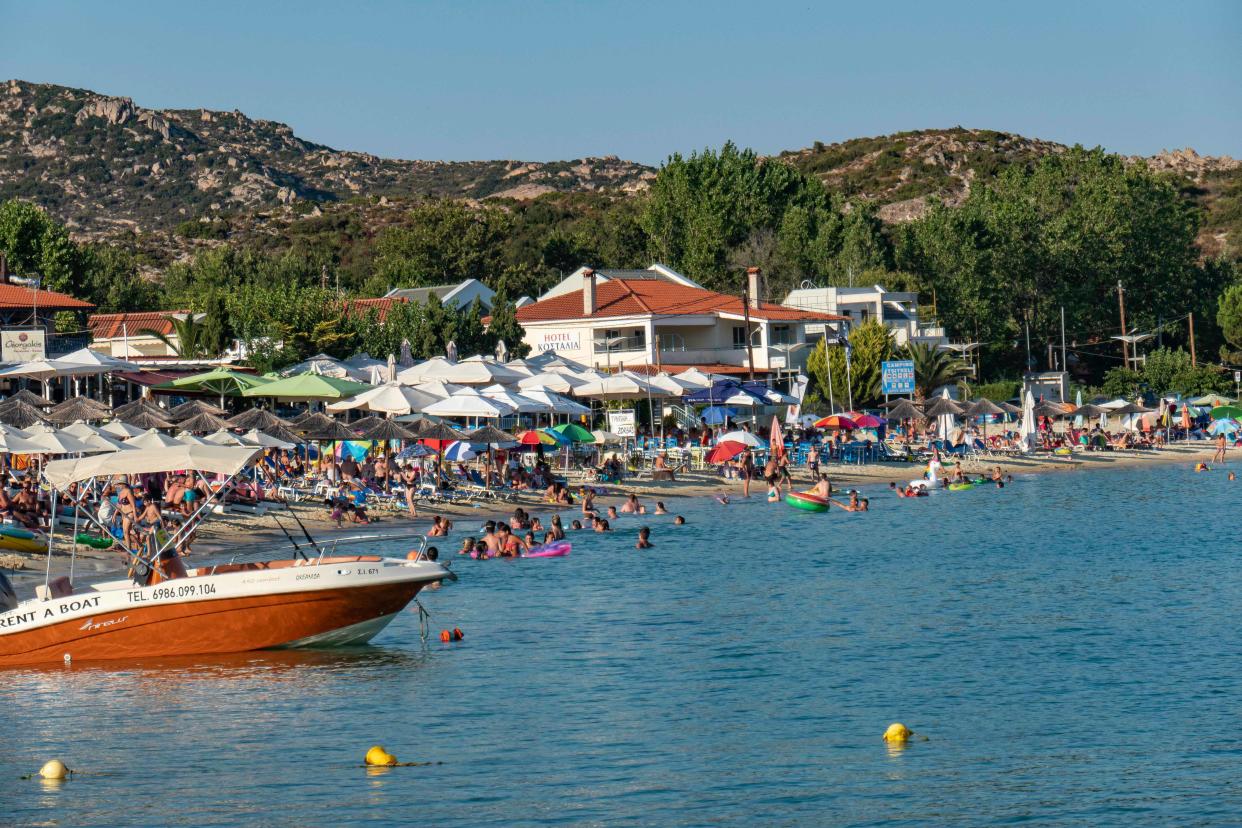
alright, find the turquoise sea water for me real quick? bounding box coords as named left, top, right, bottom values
left=3, top=463, right=1240, bottom=826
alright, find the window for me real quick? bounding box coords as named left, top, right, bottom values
left=732, top=326, right=747, bottom=348
left=771, top=324, right=792, bottom=345
left=859, top=308, right=869, bottom=323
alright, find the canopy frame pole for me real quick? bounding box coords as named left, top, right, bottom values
left=150, top=469, right=243, bottom=566
left=43, top=488, right=59, bottom=591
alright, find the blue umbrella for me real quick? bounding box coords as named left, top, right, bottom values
left=397, top=444, right=436, bottom=459
left=700, top=405, right=738, bottom=425
left=540, top=427, right=571, bottom=444
left=1208, top=419, right=1239, bottom=436
left=686, top=380, right=767, bottom=406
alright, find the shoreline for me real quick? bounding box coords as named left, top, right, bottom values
left=3, top=441, right=1230, bottom=582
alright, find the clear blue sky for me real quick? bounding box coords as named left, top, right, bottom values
left=3, top=0, right=1239, bottom=165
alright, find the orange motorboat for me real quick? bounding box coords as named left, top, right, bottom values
left=0, top=445, right=448, bottom=667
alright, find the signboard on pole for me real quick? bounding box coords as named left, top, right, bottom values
left=608, top=409, right=636, bottom=438
left=881, top=359, right=915, bottom=395
left=2, top=329, right=46, bottom=363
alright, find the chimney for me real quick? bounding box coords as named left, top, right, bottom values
left=583, top=268, right=597, bottom=315
left=746, top=267, right=762, bottom=310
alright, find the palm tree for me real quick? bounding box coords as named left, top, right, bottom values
left=905, top=341, right=970, bottom=402
left=137, top=314, right=213, bottom=359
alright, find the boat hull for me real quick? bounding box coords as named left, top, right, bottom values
left=0, top=557, right=443, bottom=667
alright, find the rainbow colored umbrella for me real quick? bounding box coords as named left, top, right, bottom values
left=517, top=429, right=558, bottom=446
left=853, top=414, right=885, bottom=428
left=814, top=414, right=859, bottom=430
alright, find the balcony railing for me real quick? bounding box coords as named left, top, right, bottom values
left=593, top=335, right=647, bottom=354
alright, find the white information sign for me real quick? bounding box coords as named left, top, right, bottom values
left=608, top=409, right=636, bottom=438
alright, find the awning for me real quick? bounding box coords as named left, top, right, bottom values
left=43, top=445, right=261, bottom=487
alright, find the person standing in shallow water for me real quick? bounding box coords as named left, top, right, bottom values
left=1213, top=433, right=1227, bottom=464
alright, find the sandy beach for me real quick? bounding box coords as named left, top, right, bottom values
left=3, top=440, right=1227, bottom=583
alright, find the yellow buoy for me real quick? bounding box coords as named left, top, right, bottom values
left=39, top=759, right=69, bottom=780
left=882, top=723, right=912, bottom=743
left=365, top=745, right=398, bottom=766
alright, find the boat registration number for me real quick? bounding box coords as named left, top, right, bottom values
left=129, top=583, right=218, bottom=602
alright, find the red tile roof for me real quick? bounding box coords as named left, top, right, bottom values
left=343, top=297, right=410, bottom=323
left=88, top=311, right=189, bottom=339
left=0, top=284, right=94, bottom=311
left=515, top=279, right=847, bottom=323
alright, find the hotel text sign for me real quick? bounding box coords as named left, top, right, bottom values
left=2, top=329, right=46, bottom=363
left=536, top=331, right=582, bottom=352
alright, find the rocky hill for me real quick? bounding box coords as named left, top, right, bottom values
left=779, top=127, right=1240, bottom=224
left=2, top=82, right=1238, bottom=261
left=0, top=80, right=655, bottom=238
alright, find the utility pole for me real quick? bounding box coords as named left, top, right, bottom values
left=1060, top=306, right=1067, bottom=376
left=1188, top=312, right=1197, bottom=366
left=1117, top=281, right=1129, bottom=369
left=742, top=268, right=757, bottom=382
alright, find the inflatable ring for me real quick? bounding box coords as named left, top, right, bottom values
left=525, top=541, right=571, bottom=558
left=785, top=491, right=830, bottom=512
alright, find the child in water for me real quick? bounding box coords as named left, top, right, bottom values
left=636, top=526, right=653, bottom=549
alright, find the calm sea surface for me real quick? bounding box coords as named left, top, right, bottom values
left=3, top=463, right=1240, bottom=826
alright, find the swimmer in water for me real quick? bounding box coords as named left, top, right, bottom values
left=571, top=519, right=583, bottom=530
left=636, top=526, right=653, bottom=549
left=1229, top=471, right=1236, bottom=481
left=655, top=501, right=668, bottom=515
left=673, top=515, right=685, bottom=525
left=459, top=537, right=476, bottom=555
left=767, top=482, right=780, bottom=503
left=715, top=494, right=730, bottom=505
left=811, top=474, right=832, bottom=500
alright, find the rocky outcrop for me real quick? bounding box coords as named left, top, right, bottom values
left=0, top=79, right=655, bottom=239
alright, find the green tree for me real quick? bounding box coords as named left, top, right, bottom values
left=486, top=291, right=529, bottom=359
left=641, top=142, right=839, bottom=291
left=805, top=319, right=894, bottom=408
left=199, top=292, right=232, bottom=356
left=1100, top=367, right=1142, bottom=399
left=1218, top=282, right=1242, bottom=357
left=80, top=245, right=164, bottom=313
left=905, top=341, right=971, bottom=401
left=138, top=314, right=214, bottom=359
left=454, top=296, right=490, bottom=356
left=0, top=199, right=88, bottom=294
left=371, top=200, right=511, bottom=289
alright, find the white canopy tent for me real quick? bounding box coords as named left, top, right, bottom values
left=326, top=382, right=442, bottom=416
left=422, top=393, right=516, bottom=419
left=517, top=371, right=591, bottom=395
left=44, top=445, right=261, bottom=488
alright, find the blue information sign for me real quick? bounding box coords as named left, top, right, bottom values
left=881, top=360, right=915, bottom=395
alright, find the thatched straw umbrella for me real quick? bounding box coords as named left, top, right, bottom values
left=178, top=411, right=233, bottom=433
left=348, top=415, right=387, bottom=435
left=123, top=410, right=174, bottom=430
left=170, top=399, right=226, bottom=422
left=0, top=399, right=50, bottom=429
left=47, top=395, right=110, bottom=424
left=114, top=398, right=168, bottom=420
left=6, top=389, right=51, bottom=409
left=228, top=407, right=290, bottom=432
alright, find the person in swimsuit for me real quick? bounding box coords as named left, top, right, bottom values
left=812, top=474, right=832, bottom=500
left=636, top=526, right=653, bottom=549
left=620, top=494, right=641, bottom=514
left=136, top=499, right=164, bottom=552
left=1213, top=433, right=1227, bottom=464
left=427, top=516, right=450, bottom=537
left=401, top=464, right=420, bottom=518
left=654, top=501, right=668, bottom=515
left=481, top=522, right=502, bottom=555
left=496, top=523, right=526, bottom=557
left=550, top=515, right=566, bottom=540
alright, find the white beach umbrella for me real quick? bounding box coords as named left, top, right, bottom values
left=244, top=428, right=296, bottom=449
left=502, top=360, right=536, bottom=377
left=396, top=357, right=454, bottom=385
left=326, top=382, right=441, bottom=416
left=674, top=367, right=721, bottom=388
left=428, top=357, right=527, bottom=386
left=648, top=372, right=700, bottom=397
left=480, top=384, right=550, bottom=413
left=422, top=393, right=516, bottom=419
left=176, top=432, right=213, bottom=446
left=409, top=380, right=467, bottom=399
left=521, top=388, right=591, bottom=416
left=100, top=420, right=146, bottom=439
left=25, top=430, right=98, bottom=455
left=0, top=430, right=50, bottom=454
left=125, top=428, right=186, bottom=450
left=77, top=432, right=132, bottom=452
left=577, top=371, right=661, bottom=400
left=203, top=429, right=261, bottom=447
left=517, top=371, right=591, bottom=395
left=0, top=359, right=105, bottom=381
left=525, top=351, right=590, bottom=373
left=60, top=421, right=106, bottom=439
left=591, top=429, right=625, bottom=444
left=57, top=347, right=142, bottom=372
left=717, top=430, right=767, bottom=448
left=1019, top=389, right=1037, bottom=451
